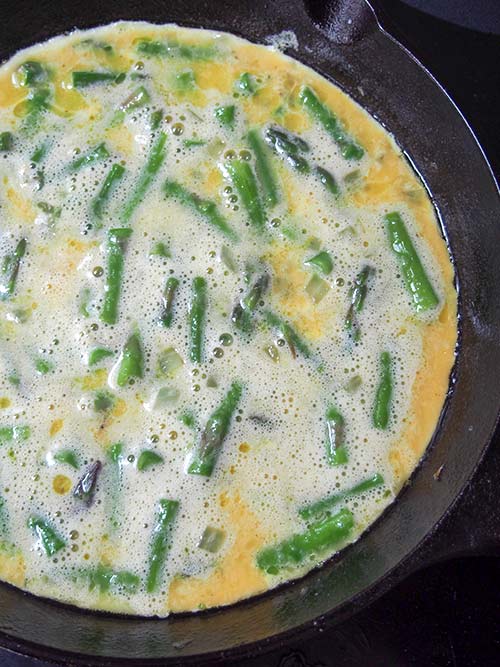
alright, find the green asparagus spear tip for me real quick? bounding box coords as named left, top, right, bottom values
left=232, top=273, right=269, bottom=332
left=146, top=498, right=179, bottom=592
left=28, top=516, right=66, bottom=556
left=164, top=180, right=238, bottom=241
left=222, top=159, right=266, bottom=230
left=187, top=381, right=243, bottom=476
left=189, top=277, right=207, bottom=364
left=325, top=406, right=348, bottom=466
left=264, top=310, right=311, bottom=359
left=373, top=351, right=392, bottom=430
left=214, top=105, right=235, bottom=128
left=247, top=128, right=279, bottom=207
left=299, top=473, right=385, bottom=520
left=314, top=166, right=339, bottom=197
left=264, top=126, right=310, bottom=173
left=345, top=265, right=374, bottom=341
left=299, top=86, right=364, bottom=160
left=121, top=132, right=167, bottom=224
left=0, top=238, right=27, bottom=301
left=304, top=250, right=333, bottom=276
left=101, top=228, right=132, bottom=325
left=385, top=212, right=439, bottom=312
left=117, top=331, right=144, bottom=387
left=257, top=507, right=354, bottom=574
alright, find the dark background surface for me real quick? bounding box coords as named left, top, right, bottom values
left=1, top=0, right=499, bottom=665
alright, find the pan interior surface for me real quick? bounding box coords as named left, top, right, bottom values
left=0, top=0, right=498, bottom=663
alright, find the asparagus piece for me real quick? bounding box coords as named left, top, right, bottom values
left=53, top=449, right=79, bottom=469
left=0, top=239, right=27, bottom=301
left=118, top=86, right=150, bottom=114
left=150, top=241, right=170, bottom=258
left=93, top=390, right=114, bottom=413
left=0, top=132, right=13, bottom=152
left=28, top=516, right=66, bottom=556
left=222, top=159, right=266, bottom=231
left=198, top=526, right=226, bottom=553
left=373, top=351, right=392, bottom=430
left=325, top=406, right=348, bottom=466
left=91, top=163, right=125, bottom=223
left=314, top=165, right=339, bottom=197
left=299, top=86, right=364, bottom=160
left=247, top=128, right=279, bottom=207
left=146, top=498, right=179, bottom=592
left=160, top=276, right=179, bottom=328
left=299, top=473, right=385, bottom=520
left=137, top=450, right=164, bottom=471
left=79, top=564, right=140, bottom=594
left=0, top=495, right=9, bottom=537
left=107, top=442, right=123, bottom=533
left=264, top=126, right=310, bottom=173
left=231, top=272, right=269, bottom=332
left=257, top=507, right=354, bottom=574
left=264, top=310, right=311, bottom=359
left=88, top=347, right=114, bottom=366
left=304, top=250, right=333, bottom=276
left=121, top=132, right=167, bottom=224
left=385, top=212, right=439, bottom=312
left=72, top=71, right=125, bottom=88
left=31, top=141, right=49, bottom=163
left=187, top=381, right=242, bottom=476
left=150, top=109, right=163, bottom=130
left=345, top=265, right=374, bottom=341
left=136, top=38, right=218, bottom=60
left=236, top=72, right=256, bottom=95
left=24, top=88, right=51, bottom=131
left=214, top=105, right=235, bottom=128
left=69, top=142, right=110, bottom=171
left=16, top=60, right=49, bottom=87
left=0, top=425, right=30, bottom=444
left=164, top=180, right=238, bottom=241
left=73, top=461, right=102, bottom=506
left=101, top=228, right=132, bottom=325
left=117, top=331, right=144, bottom=387
left=189, top=277, right=207, bottom=364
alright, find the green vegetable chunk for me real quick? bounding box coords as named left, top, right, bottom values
left=0, top=131, right=13, bottom=152
left=122, top=131, right=167, bottom=224
left=28, top=516, right=65, bottom=556
left=214, top=105, right=235, bottom=128
left=164, top=180, right=238, bottom=241
left=72, top=71, right=125, bottom=88
left=16, top=60, right=49, bottom=87
left=117, top=331, right=144, bottom=387
left=265, top=126, right=310, bottom=173
left=232, top=272, right=269, bottom=332
left=385, top=212, right=439, bottom=312
left=299, top=86, right=364, bottom=160
left=198, top=526, right=226, bottom=553
left=160, top=276, right=179, bottom=328
left=345, top=265, right=374, bottom=341
left=69, top=142, right=110, bottom=171
left=101, top=228, right=132, bottom=325
left=325, top=406, right=348, bottom=466
left=222, top=159, right=266, bottom=230
left=373, top=351, right=392, bottom=430
left=146, top=498, right=179, bottom=593
left=299, top=473, right=385, bottom=520
left=53, top=449, right=79, bottom=469
left=314, top=166, right=339, bottom=197
left=236, top=72, right=256, bottom=95
left=0, top=238, right=27, bottom=301
left=247, top=128, right=279, bottom=207
left=189, top=277, right=207, bottom=364
left=137, top=449, right=164, bottom=471
left=187, top=381, right=242, bottom=477
left=264, top=310, right=311, bottom=359
left=88, top=347, right=114, bottom=366
left=79, top=564, right=140, bottom=594
left=257, top=508, right=354, bottom=574
left=92, top=163, right=125, bottom=223
left=0, top=425, right=30, bottom=444
left=107, top=442, right=123, bottom=533
left=304, top=250, right=333, bottom=276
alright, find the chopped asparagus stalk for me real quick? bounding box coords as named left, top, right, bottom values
left=28, top=516, right=65, bottom=556
left=299, top=473, right=385, bottom=520
left=373, top=351, right=392, bottom=429
left=146, top=498, right=179, bottom=592
left=117, top=331, right=144, bottom=387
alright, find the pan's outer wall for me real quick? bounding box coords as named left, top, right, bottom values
left=0, top=0, right=499, bottom=664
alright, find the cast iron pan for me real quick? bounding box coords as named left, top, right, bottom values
left=0, top=0, right=499, bottom=664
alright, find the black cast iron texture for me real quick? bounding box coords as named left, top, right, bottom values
left=0, top=0, right=498, bottom=664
